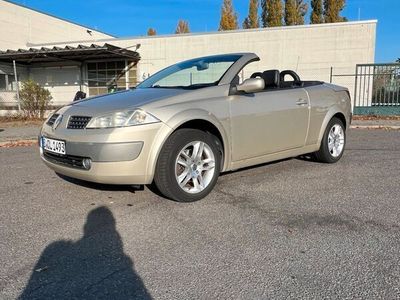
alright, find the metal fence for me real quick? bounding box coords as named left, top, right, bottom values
left=331, top=63, right=400, bottom=115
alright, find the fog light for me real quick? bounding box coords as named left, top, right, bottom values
left=82, top=158, right=92, bottom=170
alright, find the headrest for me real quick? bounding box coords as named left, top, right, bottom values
left=250, top=72, right=263, bottom=79
left=262, top=70, right=280, bottom=88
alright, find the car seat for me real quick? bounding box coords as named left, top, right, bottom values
left=250, top=70, right=280, bottom=90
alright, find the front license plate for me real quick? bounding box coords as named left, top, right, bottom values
left=42, top=137, right=66, bottom=155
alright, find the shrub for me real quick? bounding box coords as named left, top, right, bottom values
left=19, top=80, right=52, bottom=119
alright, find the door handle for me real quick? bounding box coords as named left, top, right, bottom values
left=296, top=98, right=308, bottom=106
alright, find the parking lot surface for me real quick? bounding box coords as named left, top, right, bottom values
left=0, top=129, right=399, bottom=299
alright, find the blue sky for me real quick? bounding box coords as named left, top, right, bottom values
left=11, top=0, right=400, bottom=62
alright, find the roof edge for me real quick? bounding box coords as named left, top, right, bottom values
left=27, top=20, right=378, bottom=48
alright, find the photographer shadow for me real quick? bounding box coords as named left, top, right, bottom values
left=19, top=206, right=152, bottom=300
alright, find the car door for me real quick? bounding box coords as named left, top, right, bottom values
left=229, top=87, right=310, bottom=161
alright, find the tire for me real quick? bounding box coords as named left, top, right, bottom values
left=314, top=117, right=346, bottom=163
left=154, top=129, right=222, bottom=202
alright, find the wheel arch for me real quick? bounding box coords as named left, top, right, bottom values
left=175, top=119, right=225, bottom=156
left=146, top=110, right=230, bottom=183
left=317, top=109, right=347, bottom=146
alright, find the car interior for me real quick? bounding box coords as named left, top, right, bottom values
left=233, top=69, right=323, bottom=92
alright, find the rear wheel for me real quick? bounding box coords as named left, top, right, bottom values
left=314, top=117, right=346, bottom=163
left=154, top=129, right=222, bottom=202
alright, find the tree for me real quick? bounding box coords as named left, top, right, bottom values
left=323, top=0, right=347, bottom=23
left=284, top=0, right=307, bottom=25
left=219, top=0, right=239, bottom=31
left=147, top=28, right=157, bottom=36
left=243, top=0, right=260, bottom=29
left=175, top=20, right=190, bottom=34
left=310, top=0, right=323, bottom=24
left=261, top=0, right=283, bottom=27
left=284, top=0, right=296, bottom=25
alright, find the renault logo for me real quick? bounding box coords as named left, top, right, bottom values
left=52, top=114, right=63, bottom=130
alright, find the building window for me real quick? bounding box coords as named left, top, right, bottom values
left=0, top=75, right=6, bottom=91
left=86, top=61, right=137, bottom=96
left=0, top=74, right=16, bottom=91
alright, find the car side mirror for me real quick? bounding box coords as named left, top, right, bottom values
left=236, top=78, right=265, bottom=93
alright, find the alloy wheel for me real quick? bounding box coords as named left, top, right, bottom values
left=175, top=141, right=216, bottom=194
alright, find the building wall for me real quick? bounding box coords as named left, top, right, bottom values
left=0, top=0, right=112, bottom=51
left=1, top=20, right=376, bottom=110
left=125, top=20, right=376, bottom=96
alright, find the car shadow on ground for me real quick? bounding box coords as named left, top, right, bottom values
left=296, top=153, right=320, bottom=163
left=220, top=157, right=295, bottom=177
left=56, top=173, right=144, bottom=193
left=19, top=206, right=152, bottom=300
left=56, top=173, right=168, bottom=200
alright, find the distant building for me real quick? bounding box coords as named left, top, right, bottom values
left=0, top=0, right=376, bottom=110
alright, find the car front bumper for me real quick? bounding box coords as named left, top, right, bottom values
left=40, top=122, right=171, bottom=185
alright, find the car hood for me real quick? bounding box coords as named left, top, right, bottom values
left=67, top=88, right=191, bottom=115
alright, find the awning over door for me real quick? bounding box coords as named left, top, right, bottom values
left=0, top=43, right=140, bottom=64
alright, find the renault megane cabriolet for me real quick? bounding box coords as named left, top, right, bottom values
left=40, top=53, right=351, bottom=202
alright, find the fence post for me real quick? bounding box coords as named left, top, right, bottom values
left=353, top=65, right=359, bottom=110
left=330, top=67, right=333, bottom=83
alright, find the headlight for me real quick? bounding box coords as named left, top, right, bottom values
left=86, top=109, right=160, bottom=129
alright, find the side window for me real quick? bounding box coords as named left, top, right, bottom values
left=0, top=74, right=17, bottom=91
left=0, top=74, right=6, bottom=91
left=7, top=75, right=16, bottom=90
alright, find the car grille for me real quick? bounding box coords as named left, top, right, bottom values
left=43, top=151, right=88, bottom=169
left=67, top=116, right=92, bottom=129
left=46, top=114, right=59, bottom=126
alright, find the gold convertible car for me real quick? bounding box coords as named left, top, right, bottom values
left=40, top=53, right=351, bottom=202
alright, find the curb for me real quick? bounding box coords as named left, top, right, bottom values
left=350, top=125, right=400, bottom=130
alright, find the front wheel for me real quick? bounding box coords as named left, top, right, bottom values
left=154, top=129, right=222, bottom=202
left=314, top=117, right=346, bottom=163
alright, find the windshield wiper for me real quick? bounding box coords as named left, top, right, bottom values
left=150, top=82, right=217, bottom=90
left=151, top=85, right=187, bottom=89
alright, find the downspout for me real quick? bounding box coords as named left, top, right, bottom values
left=79, top=62, right=83, bottom=92
left=13, top=60, right=21, bottom=111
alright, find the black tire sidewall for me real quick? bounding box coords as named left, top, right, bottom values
left=319, top=118, right=346, bottom=163
left=155, top=129, right=222, bottom=202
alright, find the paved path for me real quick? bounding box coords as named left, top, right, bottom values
left=1, top=129, right=399, bottom=299
left=0, top=126, right=40, bottom=142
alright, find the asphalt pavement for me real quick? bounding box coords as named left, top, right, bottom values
left=0, top=129, right=399, bottom=299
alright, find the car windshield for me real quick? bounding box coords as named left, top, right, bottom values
left=137, top=54, right=242, bottom=90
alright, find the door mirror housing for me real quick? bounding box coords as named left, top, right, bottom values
left=236, top=78, right=265, bottom=93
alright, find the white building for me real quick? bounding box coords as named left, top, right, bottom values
left=0, top=0, right=377, bottom=110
